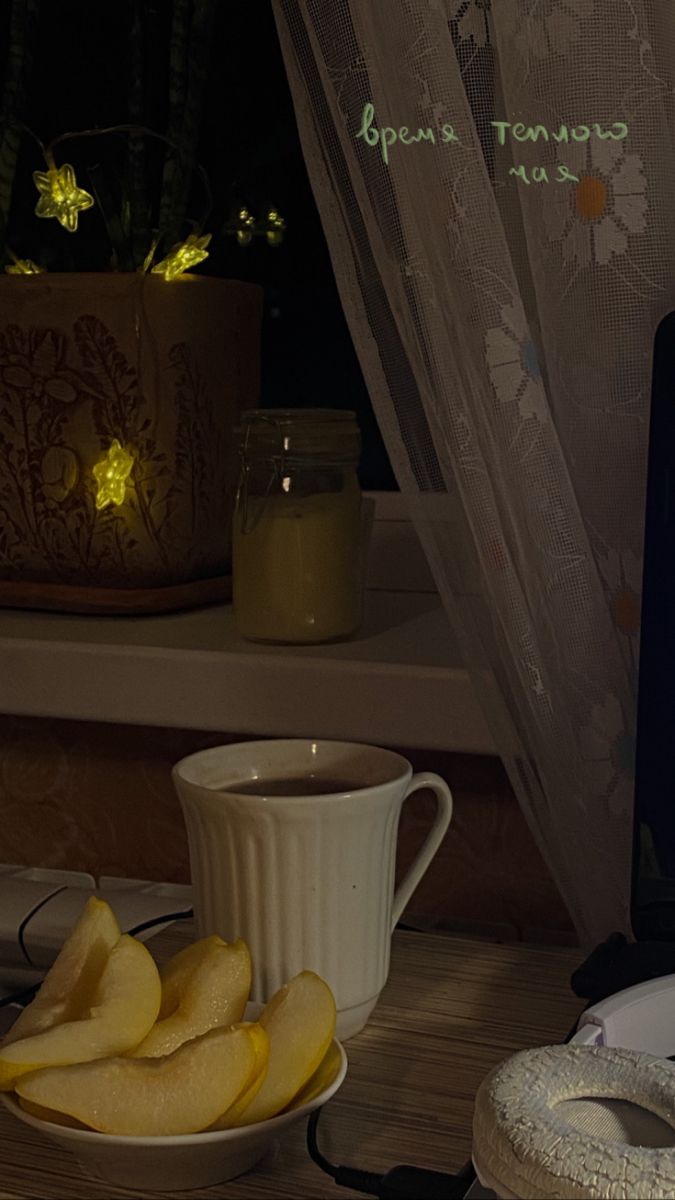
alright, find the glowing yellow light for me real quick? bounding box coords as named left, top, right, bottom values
left=265, top=207, right=285, bottom=246
left=5, top=258, right=44, bottom=275
left=141, top=235, right=160, bottom=274
left=151, top=232, right=211, bottom=281
left=92, top=439, right=134, bottom=510
left=33, top=163, right=94, bottom=233
left=236, top=206, right=255, bottom=246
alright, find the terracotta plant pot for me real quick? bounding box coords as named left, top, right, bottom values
left=0, top=274, right=262, bottom=612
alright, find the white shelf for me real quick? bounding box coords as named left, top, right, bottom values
left=0, top=590, right=495, bottom=753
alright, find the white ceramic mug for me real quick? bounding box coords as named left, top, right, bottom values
left=173, top=739, right=453, bottom=1039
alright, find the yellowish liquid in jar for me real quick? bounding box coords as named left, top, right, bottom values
left=233, top=483, right=362, bottom=643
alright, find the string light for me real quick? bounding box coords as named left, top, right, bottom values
left=93, top=440, right=134, bottom=510
left=4, top=255, right=44, bottom=275
left=32, top=162, right=94, bottom=233
left=225, top=205, right=285, bottom=247
left=140, top=235, right=161, bottom=274
left=235, top=207, right=256, bottom=246
left=151, top=232, right=211, bottom=281
left=264, top=207, right=285, bottom=246
left=11, top=124, right=284, bottom=271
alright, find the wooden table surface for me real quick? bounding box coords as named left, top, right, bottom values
left=0, top=926, right=583, bottom=1200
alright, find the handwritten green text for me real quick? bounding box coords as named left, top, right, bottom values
left=355, top=105, right=629, bottom=185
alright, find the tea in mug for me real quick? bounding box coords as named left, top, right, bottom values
left=222, top=776, right=363, bottom=796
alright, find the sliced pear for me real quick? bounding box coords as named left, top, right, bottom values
left=19, top=1097, right=91, bottom=1129
left=208, top=1021, right=270, bottom=1129
left=156, top=935, right=226, bottom=1020
left=0, top=934, right=161, bottom=1090
left=132, top=937, right=251, bottom=1057
left=16, top=1023, right=269, bottom=1136
left=4, top=897, right=121, bottom=1047
left=283, top=1041, right=343, bottom=1111
left=233, top=970, right=336, bottom=1126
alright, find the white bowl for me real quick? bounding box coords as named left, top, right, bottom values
left=1, top=1025, right=348, bottom=1192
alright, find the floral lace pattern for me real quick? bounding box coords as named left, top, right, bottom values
left=271, top=0, right=675, bottom=942
left=543, top=139, right=648, bottom=269
left=497, top=0, right=595, bottom=62
left=448, top=0, right=492, bottom=48
left=485, top=303, right=548, bottom=423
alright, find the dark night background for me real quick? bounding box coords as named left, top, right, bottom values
left=0, top=0, right=396, bottom=489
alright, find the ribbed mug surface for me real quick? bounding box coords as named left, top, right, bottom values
left=173, top=741, right=453, bottom=1039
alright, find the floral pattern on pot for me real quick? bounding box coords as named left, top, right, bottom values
left=0, top=277, right=261, bottom=591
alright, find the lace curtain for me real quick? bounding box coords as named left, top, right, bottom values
left=271, top=0, right=675, bottom=946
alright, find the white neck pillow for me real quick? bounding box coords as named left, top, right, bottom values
left=473, top=1044, right=675, bottom=1199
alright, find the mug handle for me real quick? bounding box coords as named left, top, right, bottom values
left=391, top=773, right=454, bottom=932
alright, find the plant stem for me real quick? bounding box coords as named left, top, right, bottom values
left=159, top=0, right=190, bottom=252
left=168, top=0, right=218, bottom=240
left=44, top=124, right=212, bottom=264
left=128, top=0, right=150, bottom=269
left=88, top=160, right=135, bottom=271
left=0, top=0, right=40, bottom=265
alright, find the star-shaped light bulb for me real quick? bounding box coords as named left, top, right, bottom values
left=236, top=207, right=255, bottom=246
left=33, top=163, right=94, bottom=233
left=5, top=257, right=44, bottom=275
left=151, top=232, right=211, bottom=281
left=265, top=207, right=286, bottom=246
left=93, top=440, right=134, bottom=511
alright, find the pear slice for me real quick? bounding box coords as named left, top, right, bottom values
left=16, top=1023, right=270, bottom=1136
left=19, top=1097, right=91, bottom=1129
left=233, top=970, right=336, bottom=1126
left=155, top=935, right=225, bottom=1021
left=0, top=934, right=161, bottom=1090
left=208, top=1021, right=270, bottom=1129
left=131, top=937, right=251, bottom=1057
left=3, top=897, right=121, bottom=1047
left=283, top=1041, right=343, bottom=1111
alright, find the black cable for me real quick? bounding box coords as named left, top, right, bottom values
left=0, top=908, right=194, bottom=1011
left=306, top=1106, right=475, bottom=1199
left=126, top=908, right=193, bottom=938
left=307, top=1108, right=380, bottom=1191
left=306, top=1000, right=588, bottom=1200
left=0, top=984, right=42, bottom=1010
left=18, top=887, right=68, bottom=968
